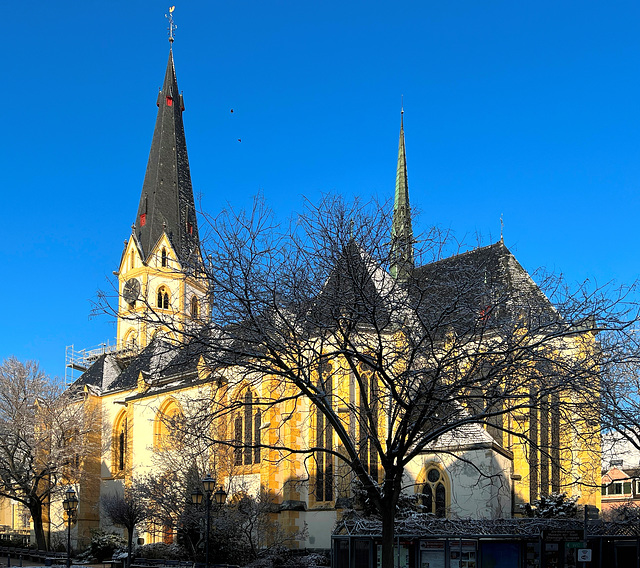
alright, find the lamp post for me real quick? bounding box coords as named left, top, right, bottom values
left=62, top=487, right=78, bottom=568
left=191, top=474, right=227, bottom=568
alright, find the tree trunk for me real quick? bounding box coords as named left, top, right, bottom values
left=29, top=499, right=48, bottom=551
left=380, top=502, right=395, bottom=568
left=127, top=529, right=134, bottom=568
left=378, top=468, right=404, bottom=568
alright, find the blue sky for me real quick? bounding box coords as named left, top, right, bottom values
left=3, top=1, right=640, bottom=378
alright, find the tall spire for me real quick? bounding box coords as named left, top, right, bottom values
left=134, top=48, right=200, bottom=266
left=390, top=108, right=414, bottom=280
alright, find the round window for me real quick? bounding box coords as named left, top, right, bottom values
left=427, top=468, right=441, bottom=483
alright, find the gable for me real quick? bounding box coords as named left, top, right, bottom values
left=309, top=239, right=399, bottom=330
left=118, top=235, right=145, bottom=275
left=147, top=232, right=181, bottom=270
left=603, top=467, right=630, bottom=483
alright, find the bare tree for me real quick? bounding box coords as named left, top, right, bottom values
left=103, top=196, right=638, bottom=568
left=131, top=396, right=234, bottom=555
left=102, top=489, right=149, bottom=568
left=599, top=352, right=640, bottom=466
left=135, top=413, right=302, bottom=561
left=0, top=357, right=98, bottom=550
left=133, top=467, right=202, bottom=558
left=230, top=488, right=306, bottom=560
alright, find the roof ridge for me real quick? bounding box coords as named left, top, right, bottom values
left=416, top=240, right=505, bottom=270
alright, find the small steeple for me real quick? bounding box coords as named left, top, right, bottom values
left=390, top=107, right=414, bottom=280
left=134, top=44, right=199, bottom=266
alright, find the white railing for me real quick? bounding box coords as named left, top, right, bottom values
left=64, top=341, right=138, bottom=385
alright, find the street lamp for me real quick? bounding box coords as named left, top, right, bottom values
left=62, top=487, right=78, bottom=568
left=191, top=475, right=227, bottom=568
left=213, top=487, right=226, bottom=506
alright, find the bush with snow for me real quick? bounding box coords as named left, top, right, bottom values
left=521, top=493, right=578, bottom=518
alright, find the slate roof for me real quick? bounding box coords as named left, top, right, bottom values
left=426, top=420, right=500, bottom=449
left=134, top=50, right=200, bottom=266
left=307, top=239, right=558, bottom=340
left=308, top=239, right=398, bottom=330
left=155, top=331, right=211, bottom=378
left=68, top=353, right=126, bottom=394
left=70, top=334, right=216, bottom=397
left=71, top=354, right=110, bottom=389
left=410, top=241, right=559, bottom=336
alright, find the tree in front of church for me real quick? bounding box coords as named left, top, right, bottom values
left=101, top=489, right=149, bottom=568
left=148, top=194, right=637, bottom=568
left=132, top=421, right=306, bottom=563
left=0, top=357, right=98, bottom=550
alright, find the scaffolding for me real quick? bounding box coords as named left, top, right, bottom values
left=64, top=340, right=135, bottom=385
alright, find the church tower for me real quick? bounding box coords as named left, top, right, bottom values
left=390, top=108, right=414, bottom=280
left=116, top=39, right=207, bottom=351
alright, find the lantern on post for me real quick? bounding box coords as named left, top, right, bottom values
left=62, top=487, right=78, bottom=568
left=191, top=476, right=228, bottom=568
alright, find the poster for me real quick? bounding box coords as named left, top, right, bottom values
left=376, top=544, right=410, bottom=568
left=420, top=541, right=445, bottom=568
left=450, top=541, right=477, bottom=568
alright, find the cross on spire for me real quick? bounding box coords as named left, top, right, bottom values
left=166, top=6, right=176, bottom=44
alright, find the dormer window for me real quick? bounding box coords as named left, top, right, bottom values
left=166, top=96, right=173, bottom=107
left=161, top=248, right=168, bottom=267
left=157, top=287, right=170, bottom=309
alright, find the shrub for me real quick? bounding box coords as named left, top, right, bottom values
left=286, top=553, right=330, bottom=567
left=0, top=535, right=29, bottom=548
left=136, top=542, right=187, bottom=560
left=520, top=492, right=578, bottom=518
left=88, top=530, right=127, bottom=562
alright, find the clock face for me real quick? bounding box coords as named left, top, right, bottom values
left=123, top=278, right=141, bottom=304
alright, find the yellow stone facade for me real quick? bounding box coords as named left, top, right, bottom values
left=116, top=233, right=208, bottom=351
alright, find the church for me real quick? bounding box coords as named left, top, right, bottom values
left=59, top=34, right=601, bottom=557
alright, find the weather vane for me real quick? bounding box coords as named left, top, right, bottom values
left=166, top=6, right=176, bottom=44
left=500, top=213, right=504, bottom=243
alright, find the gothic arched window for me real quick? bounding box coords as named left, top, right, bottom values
left=234, top=389, right=261, bottom=466
left=113, top=411, right=128, bottom=475
left=157, top=287, right=170, bottom=309
left=357, top=362, right=378, bottom=484
left=315, top=357, right=333, bottom=502
left=422, top=466, right=449, bottom=517
left=123, top=330, right=138, bottom=350
left=154, top=398, right=184, bottom=451
left=161, top=248, right=167, bottom=267
left=190, top=296, right=199, bottom=318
